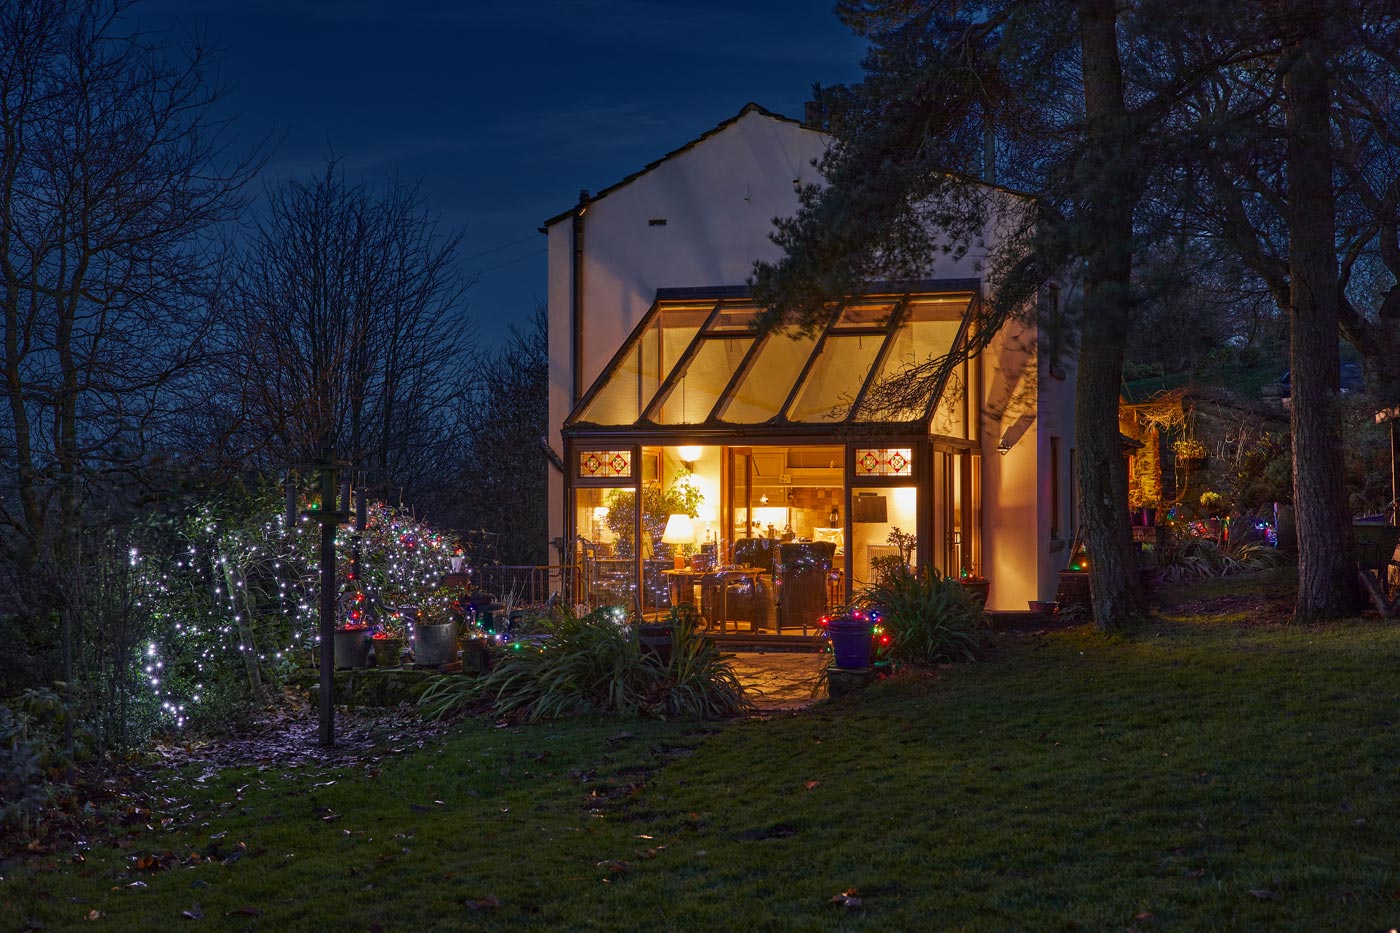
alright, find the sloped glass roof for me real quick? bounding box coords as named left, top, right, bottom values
left=569, top=289, right=974, bottom=431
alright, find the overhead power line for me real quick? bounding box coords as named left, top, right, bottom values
left=461, top=233, right=540, bottom=263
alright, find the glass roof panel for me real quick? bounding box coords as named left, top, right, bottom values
left=704, top=301, right=761, bottom=333
left=572, top=291, right=973, bottom=430
left=715, top=327, right=816, bottom=422
left=651, top=336, right=754, bottom=424
left=855, top=294, right=971, bottom=421
left=786, top=333, right=885, bottom=422
left=642, top=308, right=707, bottom=404
left=577, top=341, right=642, bottom=424
left=576, top=305, right=706, bottom=424
left=830, top=301, right=898, bottom=331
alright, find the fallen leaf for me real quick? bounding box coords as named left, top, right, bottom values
left=461, top=894, right=500, bottom=911
left=181, top=903, right=204, bottom=920
left=1248, top=889, right=1277, bottom=900
left=830, top=889, right=862, bottom=909
left=225, top=906, right=263, bottom=917
left=804, top=780, right=820, bottom=790
left=85, top=910, right=104, bottom=921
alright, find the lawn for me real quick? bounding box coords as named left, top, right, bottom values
left=7, top=572, right=1400, bottom=930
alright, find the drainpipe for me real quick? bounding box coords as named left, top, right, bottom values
left=571, top=189, right=589, bottom=403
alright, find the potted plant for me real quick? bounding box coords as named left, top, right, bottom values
left=957, top=566, right=990, bottom=605
left=1173, top=436, right=1208, bottom=468
left=412, top=586, right=461, bottom=667
left=371, top=617, right=405, bottom=668
left=333, top=623, right=371, bottom=669
left=823, top=609, right=874, bottom=670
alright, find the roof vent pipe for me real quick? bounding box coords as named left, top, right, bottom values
left=571, top=189, right=590, bottom=402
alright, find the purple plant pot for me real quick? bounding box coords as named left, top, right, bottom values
left=827, top=616, right=873, bottom=670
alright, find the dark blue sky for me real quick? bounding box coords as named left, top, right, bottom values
left=135, top=0, right=867, bottom=346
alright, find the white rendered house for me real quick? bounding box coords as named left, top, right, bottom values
left=542, top=103, right=1076, bottom=623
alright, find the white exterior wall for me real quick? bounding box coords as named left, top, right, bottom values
left=545, top=107, right=1075, bottom=607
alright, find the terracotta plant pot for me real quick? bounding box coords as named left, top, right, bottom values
left=958, top=580, right=990, bottom=606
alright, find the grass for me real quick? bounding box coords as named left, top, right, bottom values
left=7, top=577, right=1400, bottom=929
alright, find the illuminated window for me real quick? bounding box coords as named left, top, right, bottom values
left=854, top=448, right=913, bottom=477
left=579, top=450, right=631, bottom=479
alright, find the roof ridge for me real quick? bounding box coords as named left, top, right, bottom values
left=542, top=102, right=810, bottom=228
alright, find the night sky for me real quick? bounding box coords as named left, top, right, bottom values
left=132, top=0, right=867, bottom=346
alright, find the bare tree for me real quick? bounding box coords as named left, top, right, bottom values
left=0, top=0, right=257, bottom=739
left=227, top=162, right=473, bottom=499
left=448, top=306, right=548, bottom=564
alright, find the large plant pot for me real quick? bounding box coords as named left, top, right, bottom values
left=1056, top=570, right=1092, bottom=614
left=958, top=580, right=990, bottom=606
left=333, top=628, right=370, bottom=669
left=372, top=637, right=403, bottom=668
left=827, top=616, right=873, bottom=670
left=459, top=636, right=492, bottom=674
left=413, top=621, right=459, bottom=667
left=637, top=623, right=673, bottom=667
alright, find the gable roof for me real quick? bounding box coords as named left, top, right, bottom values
left=541, top=103, right=810, bottom=228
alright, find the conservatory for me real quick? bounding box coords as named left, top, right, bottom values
left=564, top=283, right=985, bottom=634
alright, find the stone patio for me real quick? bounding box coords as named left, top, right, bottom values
left=726, top=649, right=826, bottom=711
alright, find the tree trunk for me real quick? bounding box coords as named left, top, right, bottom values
left=1285, top=23, right=1362, bottom=619
left=1075, top=0, right=1148, bottom=629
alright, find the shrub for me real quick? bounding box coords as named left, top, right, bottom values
left=418, top=606, right=749, bottom=722
left=858, top=567, right=988, bottom=665
left=1155, top=525, right=1287, bottom=582
left=0, top=688, right=72, bottom=831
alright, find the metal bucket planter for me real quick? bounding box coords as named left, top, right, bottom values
left=372, top=636, right=403, bottom=667
left=333, top=627, right=370, bottom=669
left=413, top=621, right=459, bottom=667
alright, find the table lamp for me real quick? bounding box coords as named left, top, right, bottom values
left=661, top=513, right=695, bottom=570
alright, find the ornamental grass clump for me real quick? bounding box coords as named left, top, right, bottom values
left=418, top=606, right=749, bottom=722
left=859, top=566, right=988, bottom=665
left=1155, top=526, right=1286, bottom=582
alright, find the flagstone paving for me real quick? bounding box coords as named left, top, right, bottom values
left=726, top=650, right=826, bottom=710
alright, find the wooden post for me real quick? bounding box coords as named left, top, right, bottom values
left=318, top=460, right=338, bottom=746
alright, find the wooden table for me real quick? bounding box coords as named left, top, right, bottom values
left=662, top=568, right=705, bottom=611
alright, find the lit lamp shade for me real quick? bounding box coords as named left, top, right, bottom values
left=660, top=513, right=696, bottom=569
